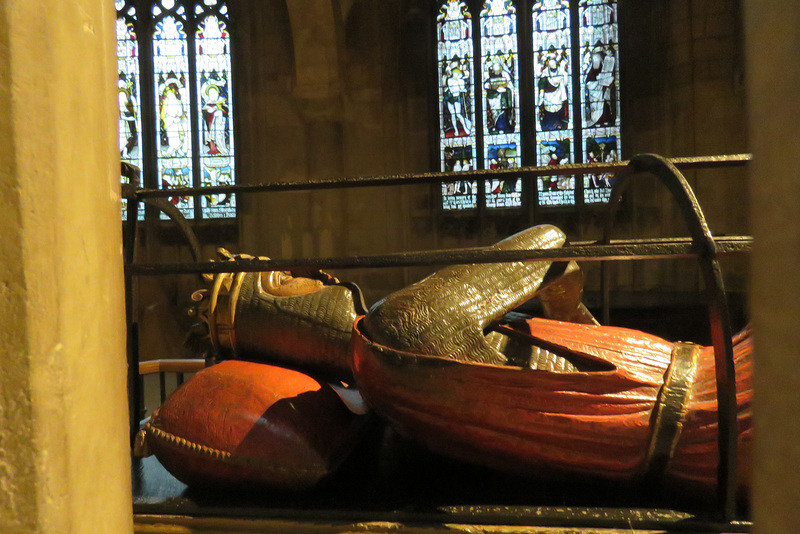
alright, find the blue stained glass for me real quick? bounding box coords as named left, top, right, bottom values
left=433, top=0, right=622, bottom=210
left=116, top=3, right=144, bottom=220
left=154, top=10, right=193, bottom=218
left=481, top=0, right=522, bottom=209
left=533, top=0, right=575, bottom=206
left=196, top=6, right=235, bottom=219
left=117, top=0, right=237, bottom=222
left=579, top=0, right=621, bottom=203
left=438, top=0, right=477, bottom=210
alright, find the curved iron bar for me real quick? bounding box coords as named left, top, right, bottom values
left=121, top=183, right=203, bottom=264
left=601, top=154, right=737, bottom=521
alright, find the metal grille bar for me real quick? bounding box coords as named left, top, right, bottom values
left=133, top=154, right=751, bottom=199
left=125, top=236, right=751, bottom=276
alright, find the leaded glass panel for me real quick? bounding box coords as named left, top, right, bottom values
left=583, top=131, right=618, bottom=203
left=154, top=5, right=193, bottom=218
left=485, top=177, right=522, bottom=208
left=116, top=1, right=144, bottom=220
left=481, top=0, right=522, bottom=209
left=195, top=2, right=235, bottom=218
left=442, top=179, right=479, bottom=211
left=442, top=144, right=477, bottom=210
left=537, top=136, right=575, bottom=205
left=438, top=0, right=478, bottom=210
left=579, top=0, right=620, bottom=204
left=533, top=0, right=575, bottom=206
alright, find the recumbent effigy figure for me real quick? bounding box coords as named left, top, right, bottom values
left=136, top=225, right=752, bottom=496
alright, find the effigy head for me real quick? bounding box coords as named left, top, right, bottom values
left=259, top=269, right=325, bottom=297
left=193, top=249, right=360, bottom=381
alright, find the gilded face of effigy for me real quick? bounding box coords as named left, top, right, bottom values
left=259, top=270, right=326, bottom=297
left=195, top=249, right=359, bottom=380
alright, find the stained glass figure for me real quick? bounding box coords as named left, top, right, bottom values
left=438, top=0, right=477, bottom=210
left=196, top=2, right=235, bottom=218
left=533, top=0, right=575, bottom=206
left=434, top=0, right=622, bottom=210
left=480, top=0, right=521, bottom=209
left=153, top=4, right=193, bottom=218
left=579, top=0, right=620, bottom=203
left=116, top=1, right=144, bottom=220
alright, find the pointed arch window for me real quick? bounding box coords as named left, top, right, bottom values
left=437, top=0, right=622, bottom=211
left=437, top=0, right=478, bottom=210
left=116, top=1, right=145, bottom=219
left=115, top=0, right=235, bottom=221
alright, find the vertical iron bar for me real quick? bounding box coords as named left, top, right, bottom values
left=123, top=172, right=140, bottom=446
left=159, top=371, right=167, bottom=405
left=570, top=1, right=584, bottom=211
left=517, top=0, right=536, bottom=225
left=472, top=0, right=487, bottom=233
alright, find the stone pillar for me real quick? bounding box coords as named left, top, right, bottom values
left=745, top=3, right=800, bottom=533
left=0, top=1, right=132, bottom=533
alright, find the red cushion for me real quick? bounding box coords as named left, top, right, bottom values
left=142, top=360, right=365, bottom=490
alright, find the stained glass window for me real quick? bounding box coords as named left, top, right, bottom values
left=579, top=0, right=620, bottom=204
left=116, top=0, right=144, bottom=220
left=438, top=0, right=478, bottom=210
left=533, top=0, right=575, bottom=206
left=195, top=0, right=235, bottom=218
left=115, top=0, right=235, bottom=221
left=481, top=0, right=522, bottom=209
left=153, top=2, right=193, bottom=219
left=436, top=0, right=622, bottom=211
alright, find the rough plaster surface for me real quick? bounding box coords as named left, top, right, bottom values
left=0, top=0, right=132, bottom=532
left=0, top=4, right=37, bottom=530
left=745, top=3, right=800, bottom=534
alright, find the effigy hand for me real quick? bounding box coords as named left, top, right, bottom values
left=364, top=224, right=596, bottom=367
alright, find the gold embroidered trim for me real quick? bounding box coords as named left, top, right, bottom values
left=645, top=342, right=700, bottom=479
left=144, top=420, right=327, bottom=477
